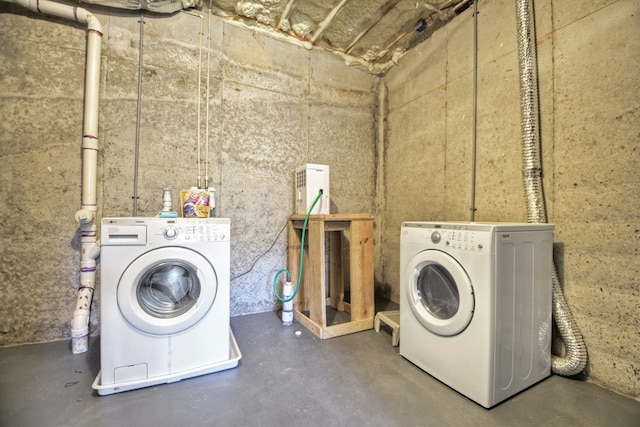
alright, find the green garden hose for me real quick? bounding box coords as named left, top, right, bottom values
left=273, top=190, right=323, bottom=303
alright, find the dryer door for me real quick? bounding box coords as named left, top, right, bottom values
left=117, top=246, right=218, bottom=335
left=406, top=249, right=474, bottom=336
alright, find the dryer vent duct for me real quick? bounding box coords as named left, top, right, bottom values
left=515, top=0, right=587, bottom=376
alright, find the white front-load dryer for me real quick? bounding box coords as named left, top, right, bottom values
left=93, top=217, right=240, bottom=395
left=399, top=222, right=554, bottom=408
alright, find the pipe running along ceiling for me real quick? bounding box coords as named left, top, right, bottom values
left=80, top=0, right=474, bottom=74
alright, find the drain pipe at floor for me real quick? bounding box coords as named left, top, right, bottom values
left=6, top=0, right=103, bottom=354
left=515, top=0, right=587, bottom=376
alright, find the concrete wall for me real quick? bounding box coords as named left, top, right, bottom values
left=0, top=4, right=376, bottom=343
left=380, top=0, right=639, bottom=400
left=1, top=0, right=638, bottom=403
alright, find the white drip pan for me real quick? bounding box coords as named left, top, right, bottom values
left=92, top=330, right=242, bottom=396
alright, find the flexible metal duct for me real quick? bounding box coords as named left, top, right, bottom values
left=514, top=0, right=587, bottom=376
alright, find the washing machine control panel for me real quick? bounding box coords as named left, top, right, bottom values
left=102, top=218, right=231, bottom=245
left=180, top=224, right=229, bottom=242
left=147, top=222, right=230, bottom=243
left=160, top=224, right=228, bottom=242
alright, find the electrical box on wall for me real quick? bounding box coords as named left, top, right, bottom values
left=295, top=164, right=330, bottom=215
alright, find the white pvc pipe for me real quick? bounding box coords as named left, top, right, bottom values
left=7, top=0, right=103, bottom=354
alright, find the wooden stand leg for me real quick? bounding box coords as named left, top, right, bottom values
left=288, top=221, right=304, bottom=311
left=328, top=231, right=344, bottom=311
left=306, top=219, right=326, bottom=328
left=349, top=220, right=374, bottom=322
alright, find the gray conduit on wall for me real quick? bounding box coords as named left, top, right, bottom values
left=514, top=0, right=587, bottom=376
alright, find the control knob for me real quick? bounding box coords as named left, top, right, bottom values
left=164, top=227, right=178, bottom=240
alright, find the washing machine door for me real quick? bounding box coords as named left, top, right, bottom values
left=117, top=246, right=218, bottom=335
left=406, top=249, right=474, bottom=336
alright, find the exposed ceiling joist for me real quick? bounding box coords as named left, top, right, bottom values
left=80, top=0, right=474, bottom=74
left=310, top=0, right=350, bottom=43
left=344, top=0, right=403, bottom=54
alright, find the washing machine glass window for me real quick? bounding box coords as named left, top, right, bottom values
left=416, top=264, right=459, bottom=320
left=407, top=250, right=474, bottom=337
left=137, top=261, right=201, bottom=319
left=117, top=247, right=218, bottom=336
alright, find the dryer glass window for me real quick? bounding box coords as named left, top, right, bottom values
left=416, top=263, right=459, bottom=320
left=137, top=262, right=201, bottom=318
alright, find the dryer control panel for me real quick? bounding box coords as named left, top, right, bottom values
left=441, top=229, right=484, bottom=251
left=402, top=222, right=493, bottom=252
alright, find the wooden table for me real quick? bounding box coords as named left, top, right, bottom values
left=287, top=214, right=374, bottom=339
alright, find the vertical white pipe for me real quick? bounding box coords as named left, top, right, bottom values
left=7, top=0, right=103, bottom=354
left=77, top=12, right=102, bottom=354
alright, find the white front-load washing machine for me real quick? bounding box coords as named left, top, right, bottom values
left=93, top=217, right=240, bottom=395
left=399, top=221, right=554, bottom=408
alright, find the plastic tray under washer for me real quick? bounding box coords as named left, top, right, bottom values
left=92, top=330, right=242, bottom=395
left=374, top=310, right=400, bottom=346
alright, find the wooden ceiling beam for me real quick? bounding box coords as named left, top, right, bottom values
left=277, top=0, right=300, bottom=31
left=344, top=0, right=403, bottom=54
left=310, top=0, right=352, bottom=43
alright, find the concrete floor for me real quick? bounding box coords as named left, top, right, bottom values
left=1, top=310, right=639, bottom=427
